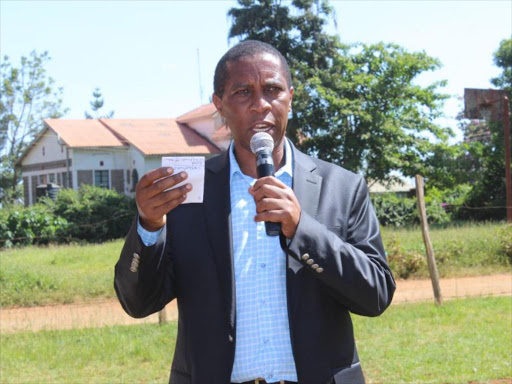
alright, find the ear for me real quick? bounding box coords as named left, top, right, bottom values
left=212, top=93, right=224, bottom=117
left=288, top=87, right=294, bottom=111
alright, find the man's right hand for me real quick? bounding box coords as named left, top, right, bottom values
left=135, top=167, right=191, bottom=231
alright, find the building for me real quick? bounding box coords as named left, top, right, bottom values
left=17, top=103, right=232, bottom=206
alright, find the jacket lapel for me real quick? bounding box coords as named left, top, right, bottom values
left=204, top=151, right=236, bottom=328
left=286, top=142, right=323, bottom=319
left=291, top=145, right=322, bottom=219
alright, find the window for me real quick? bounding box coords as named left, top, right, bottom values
left=131, top=169, right=139, bottom=191
left=39, top=174, right=47, bottom=184
left=126, top=169, right=131, bottom=185
left=42, top=146, right=45, bottom=156
left=94, top=170, right=110, bottom=189
left=49, top=173, right=55, bottom=183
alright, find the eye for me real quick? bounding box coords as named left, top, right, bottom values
left=235, top=89, right=249, bottom=95
left=266, top=86, right=282, bottom=93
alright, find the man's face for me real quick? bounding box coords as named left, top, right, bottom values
left=212, top=53, right=293, bottom=155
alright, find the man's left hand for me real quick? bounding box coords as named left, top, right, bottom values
left=249, top=176, right=301, bottom=239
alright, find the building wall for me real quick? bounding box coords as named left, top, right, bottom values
left=72, top=148, right=130, bottom=191
left=23, top=129, right=67, bottom=165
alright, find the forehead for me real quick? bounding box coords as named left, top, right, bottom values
left=224, top=53, right=287, bottom=85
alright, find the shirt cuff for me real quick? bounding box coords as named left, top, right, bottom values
left=137, top=218, right=163, bottom=247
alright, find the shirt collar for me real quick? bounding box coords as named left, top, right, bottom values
left=229, top=137, right=293, bottom=181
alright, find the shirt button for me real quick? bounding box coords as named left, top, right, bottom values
left=263, top=339, right=269, bottom=344
left=260, top=263, right=266, bottom=268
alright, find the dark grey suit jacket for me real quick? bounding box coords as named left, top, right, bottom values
left=114, top=141, right=395, bottom=384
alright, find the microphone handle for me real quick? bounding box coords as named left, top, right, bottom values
left=256, top=152, right=281, bottom=237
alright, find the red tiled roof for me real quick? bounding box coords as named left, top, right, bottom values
left=44, top=119, right=125, bottom=147
left=176, top=103, right=217, bottom=123
left=101, top=119, right=219, bottom=155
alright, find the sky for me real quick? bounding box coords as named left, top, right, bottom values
left=1, top=0, right=511, bottom=143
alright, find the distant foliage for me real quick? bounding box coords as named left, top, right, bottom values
left=51, top=185, right=135, bottom=243
left=0, top=204, right=69, bottom=247
left=371, top=193, right=450, bottom=227
left=0, top=186, right=135, bottom=248
left=385, top=235, right=426, bottom=279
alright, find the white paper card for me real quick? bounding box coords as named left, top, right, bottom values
left=161, top=156, right=205, bottom=204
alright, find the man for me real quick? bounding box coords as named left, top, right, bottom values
left=115, top=40, right=395, bottom=384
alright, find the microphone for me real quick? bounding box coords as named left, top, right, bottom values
left=250, top=132, right=281, bottom=236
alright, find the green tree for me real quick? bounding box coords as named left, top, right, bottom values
left=228, top=0, right=451, bottom=185
left=456, top=37, right=512, bottom=220
left=491, top=38, right=512, bottom=92
left=84, top=87, right=114, bottom=119
left=0, top=51, right=67, bottom=204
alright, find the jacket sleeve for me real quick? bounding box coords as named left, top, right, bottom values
left=114, top=216, right=176, bottom=318
left=283, top=176, right=395, bottom=317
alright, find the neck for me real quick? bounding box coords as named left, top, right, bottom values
left=234, top=140, right=286, bottom=179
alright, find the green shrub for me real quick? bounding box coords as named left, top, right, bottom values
left=384, top=234, right=426, bottom=278
left=497, top=224, right=512, bottom=264
left=0, top=204, right=69, bottom=247
left=371, top=193, right=450, bottom=227
left=51, top=185, right=136, bottom=243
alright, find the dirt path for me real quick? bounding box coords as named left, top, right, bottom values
left=1, top=273, right=510, bottom=334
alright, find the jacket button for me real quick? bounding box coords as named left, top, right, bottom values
left=311, top=264, right=319, bottom=270
left=228, top=335, right=233, bottom=343
left=133, top=253, right=140, bottom=260
left=130, top=266, right=137, bottom=273
left=316, top=267, right=324, bottom=273
left=306, top=259, right=314, bottom=265
left=301, top=253, right=309, bottom=260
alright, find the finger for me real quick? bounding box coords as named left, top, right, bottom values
left=146, top=171, right=189, bottom=199
left=137, top=167, right=175, bottom=189
left=251, top=176, right=287, bottom=192
left=255, top=197, right=285, bottom=214
left=149, top=183, right=192, bottom=209
left=254, top=210, right=286, bottom=223
left=251, top=184, right=289, bottom=203
left=152, top=194, right=188, bottom=217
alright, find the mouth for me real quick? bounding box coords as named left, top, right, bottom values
left=250, top=122, right=275, bottom=133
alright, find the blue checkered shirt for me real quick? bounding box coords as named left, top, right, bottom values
left=137, top=139, right=297, bottom=382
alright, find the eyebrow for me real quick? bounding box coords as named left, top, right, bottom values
left=231, top=83, right=250, bottom=89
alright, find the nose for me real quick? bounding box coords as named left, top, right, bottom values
left=250, top=90, right=271, bottom=114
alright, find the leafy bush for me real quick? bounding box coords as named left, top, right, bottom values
left=0, top=186, right=135, bottom=248
left=384, top=234, right=426, bottom=279
left=497, top=224, right=512, bottom=264
left=51, top=185, right=136, bottom=243
left=371, top=193, right=450, bottom=227
left=0, top=204, right=69, bottom=247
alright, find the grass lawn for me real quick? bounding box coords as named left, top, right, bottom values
left=0, top=240, right=124, bottom=307
left=381, top=222, right=511, bottom=279
left=0, top=222, right=510, bottom=307
left=1, top=297, right=510, bottom=384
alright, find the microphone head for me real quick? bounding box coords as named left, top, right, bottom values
left=250, top=132, right=274, bottom=155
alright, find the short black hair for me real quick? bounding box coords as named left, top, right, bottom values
left=213, top=40, right=292, bottom=98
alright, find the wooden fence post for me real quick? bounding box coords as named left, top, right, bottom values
left=415, top=175, right=443, bottom=305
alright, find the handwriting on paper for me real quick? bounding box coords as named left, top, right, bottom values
left=161, top=156, right=205, bottom=204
